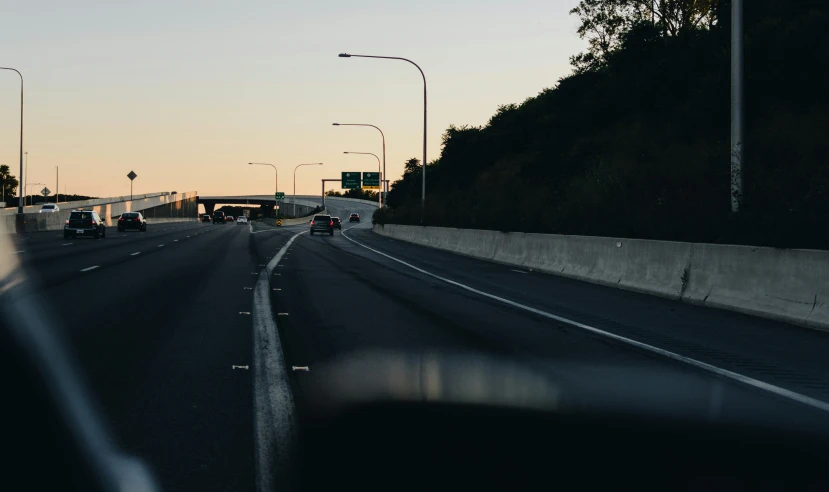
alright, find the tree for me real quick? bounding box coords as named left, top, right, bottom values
left=0, top=164, right=19, bottom=203
left=570, top=0, right=719, bottom=71
left=403, top=158, right=421, bottom=176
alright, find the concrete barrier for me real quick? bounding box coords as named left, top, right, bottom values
left=1, top=191, right=198, bottom=234
left=373, top=224, right=829, bottom=332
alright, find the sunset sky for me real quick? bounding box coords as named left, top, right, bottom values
left=0, top=0, right=584, bottom=199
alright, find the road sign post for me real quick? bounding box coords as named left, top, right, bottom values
left=127, top=170, right=137, bottom=201
left=362, top=172, right=380, bottom=189
left=41, top=186, right=51, bottom=198
left=342, top=172, right=360, bottom=189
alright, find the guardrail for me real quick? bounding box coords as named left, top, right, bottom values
left=373, top=224, right=829, bottom=332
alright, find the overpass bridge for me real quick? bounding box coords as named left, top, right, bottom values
left=1, top=190, right=198, bottom=233
left=196, top=194, right=377, bottom=216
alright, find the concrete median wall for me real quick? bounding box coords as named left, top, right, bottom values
left=373, top=224, right=829, bottom=332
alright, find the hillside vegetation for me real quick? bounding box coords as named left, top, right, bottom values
left=379, top=0, right=829, bottom=249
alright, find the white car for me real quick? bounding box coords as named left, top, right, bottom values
left=236, top=216, right=248, bottom=225
left=39, top=204, right=60, bottom=213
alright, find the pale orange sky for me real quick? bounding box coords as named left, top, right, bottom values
left=0, top=0, right=584, bottom=199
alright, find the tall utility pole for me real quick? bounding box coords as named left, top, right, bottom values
left=24, top=151, right=27, bottom=206
left=56, top=166, right=59, bottom=204
left=731, top=0, right=744, bottom=213
left=0, top=67, right=23, bottom=213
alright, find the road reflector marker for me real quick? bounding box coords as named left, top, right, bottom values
left=173, top=239, right=179, bottom=242
left=130, top=252, right=141, bottom=256
left=232, top=365, right=250, bottom=370
left=244, top=287, right=253, bottom=290
left=292, top=366, right=310, bottom=372
left=239, top=311, right=251, bottom=315
left=80, top=266, right=99, bottom=272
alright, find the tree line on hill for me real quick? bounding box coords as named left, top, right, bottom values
left=377, top=0, right=829, bottom=249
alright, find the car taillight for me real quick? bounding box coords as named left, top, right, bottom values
left=91, top=221, right=97, bottom=226
left=65, top=219, right=69, bottom=224
left=119, top=217, right=124, bottom=221
left=329, top=221, right=333, bottom=226
left=310, top=221, right=315, bottom=225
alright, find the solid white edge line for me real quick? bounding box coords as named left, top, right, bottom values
left=340, top=227, right=829, bottom=414
left=80, top=266, right=99, bottom=272
left=253, top=230, right=305, bottom=491
left=130, top=252, right=141, bottom=256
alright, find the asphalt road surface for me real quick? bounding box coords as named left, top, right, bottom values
left=7, top=198, right=829, bottom=491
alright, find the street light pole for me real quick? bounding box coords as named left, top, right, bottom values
left=343, top=152, right=381, bottom=207
left=293, top=163, right=323, bottom=217
left=56, top=166, right=59, bottom=204
left=0, top=67, right=24, bottom=213
left=730, top=0, right=744, bottom=213
left=26, top=182, right=43, bottom=205
left=338, top=53, right=426, bottom=220
left=249, top=162, right=278, bottom=217
left=332, top=123, right=386, bottom=207
left=23, top=151, right=27, bottom=206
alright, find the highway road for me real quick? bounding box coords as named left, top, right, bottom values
left=6, top=197, right=829, bottom=490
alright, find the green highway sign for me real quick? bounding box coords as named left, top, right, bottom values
left=362, top=172, right=380, bottom=189
left=342, top=172, right=361, bottom=189
left=275, top=192, right=285, bottom=200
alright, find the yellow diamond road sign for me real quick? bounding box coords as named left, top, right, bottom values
left=276, top=219, right=282, bottom=227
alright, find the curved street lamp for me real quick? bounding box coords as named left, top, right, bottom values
left=343, top=152, right=381, bottom=207
left=332, top=123, right=386, bottom=206
left=338, top=53, right=426, bottom=220
left=249, top=162, right=278, bottom=217
left=293, top=163, right=323, bottom=217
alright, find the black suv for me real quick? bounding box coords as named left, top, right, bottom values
left=117, top=212, right=147, bottom=232
left=213, top=211, right=226, bottom=223
left=331, top=217, right=342, bottom=229
left=64, top=210, right=107, bottom=239
left=309, top=214, right=334, bottom=236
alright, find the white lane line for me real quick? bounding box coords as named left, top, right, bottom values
left=340, top=228, right=829, bottom=414
left=173, top=239, right=179, bottom=242
left=157, top=244, right=164, bottom=247
left=62, top=243, right=73, bottom=246
left=80, top=266, right=99, bottom=272
left=130, top=252, right=141, bottom=256
left=15, top=250, right=25, bottom=253
left=253, top=231, right=304, bottom=491
left=511, top=269, right=528, bottom=274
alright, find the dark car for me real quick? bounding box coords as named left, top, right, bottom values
left=117, top=212, right=147, bottom=232
left=331, top=217, right=342, bottom=229
left=213, top=211, right=226, bottom=223
left=349, top=213, right=360, bottom=222
left=309, top=214, right=334, bottom=236
left=64, top=210, right=107, bottom=239
left=201, top=215, right=212, bottom=222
